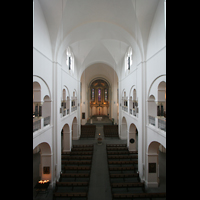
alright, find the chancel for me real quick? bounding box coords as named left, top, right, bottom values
left=33, top=0, right=166, bottom=199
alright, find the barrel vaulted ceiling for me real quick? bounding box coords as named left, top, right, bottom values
left=38, top=0, right=159, bottom=77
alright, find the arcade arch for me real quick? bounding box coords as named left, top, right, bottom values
left=72, top=117, right=78, bottom=140
left=33, top=142, right=52, bottom=187
left=128, top=123, right=138, bottom=152
left=61, top=124, right=71, bottom=153
left=147, top=141, right=166, bottom=188
left=121, top=116, right=127, bottom=140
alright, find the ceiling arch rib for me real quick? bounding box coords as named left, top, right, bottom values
left=56, top=21, right=143, bottom=75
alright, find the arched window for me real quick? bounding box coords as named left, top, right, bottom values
left=105, top=89, right=108, bottom=101
left=125, top=47, right=132, bottom=71
left=98, top=88, right=101, bottom=102
left=91, top=88, right=95, bottom=101
left=66, top=48, right=74, bottom=73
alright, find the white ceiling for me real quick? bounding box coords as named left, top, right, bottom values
left=38, top=0, right=159, bottom=75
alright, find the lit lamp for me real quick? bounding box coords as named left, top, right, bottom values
left=38, top=180, right=49, bottom=184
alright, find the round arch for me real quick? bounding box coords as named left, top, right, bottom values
left=128, top=123, right=138, bottom=152
left=33, top=142, right=52, bottom=183
left=147, top=75, right=166, bottom=101
left=72, top=117, right=78, bottom=140
left=61, top=123, right=71, bottom=153
left=147, top=141, right=166, bottom=188
left=33, top=75, right=51, bottom=100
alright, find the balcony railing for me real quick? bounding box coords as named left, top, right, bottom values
left=149, top=115, right=155, bottom=126
left=33, top=116, right=51, bottom=132
left=122, top=106, right=128, bottom=112
left=44, top=116, right=50, bottom=126
left=71, top=106, right=77, bottom=112
left=33, top=118, right=41, bottom=132
left=158, top=118, right=166, bottom=131
left=148, top=115, right=166, bottom=132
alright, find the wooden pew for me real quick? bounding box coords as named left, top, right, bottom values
left=56, top=181, right=89, bottom=187
left=106, top=147, right=128, bottom=151
left=106, top=144, right=127, bottom=147
left=107, top=155, right=138, bottom=160
left=71, top=148, right=93, bottom=151
left=63, top=166, right=91, bottom=172
left=62, top=160, right=92, bottom=165
left=112, top=192, right=166, bottom=199
left=110, top=173, right=139, bottom=178
left=73, top=144, right=94, bottom=148
left=111, top=182, right=145, bottom=193
left=107, top=151, right=137, bottom=155
left=53, top=192, right=88, bottom=200
left=61, top=155, right=92, bottom=160
left=62, top=151, right=93, bottom=155
left=60, top=173, right=90, bottom=178
left=109, top=166, right=135, bottom=171
left=108, top=160, right=138, bottom=165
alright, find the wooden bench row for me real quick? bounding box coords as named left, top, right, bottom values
left=71, top=148, right=93, bottom=151
left=53, top=192, right=87, bottom=199
left=106, top=144, right=127, bottom=147
left=107, top=147, right=128, bottom=151
left=112, top=192, right=166, bottom=199
left=60, top=173, right=90, bottom=178
left=107, top=151, right=138, bottom=155
left=108, top=160, right=138, bottom=165
left=108, top=155, right=138, bottom=159
left=110, top=173, right=139, bottom=178
left=111, top=182, right=144, bottom=188
left=62, top=155, right=92, bottom=160
left=73, top=144, right=94, bottom=148
left=63, top=166, right=91, bottom=171
left=104, top=125, right=118, bottom=138
left=62, top=160, right=92, bottom=165
left=109, top=166, right=135, bottom=171
left=81, top=125, right=96, bottom=138
left=56, top=181, right=89, bottom=187
left=103, top=125, right=118, bottom=130
left=54, top=144, right=93, bottom=200
left=62, top=151, right=93, bottom=155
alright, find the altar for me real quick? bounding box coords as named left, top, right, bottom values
left=97, top=117, right=102, bottom=121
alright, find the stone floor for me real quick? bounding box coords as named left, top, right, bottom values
left=33, top=122, right=166, bottom=200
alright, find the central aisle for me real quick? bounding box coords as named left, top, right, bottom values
left=72, top=125, right=126, bottom=200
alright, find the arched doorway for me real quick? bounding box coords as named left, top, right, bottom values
left=61, top=124, right=70, bottom=153
left=147, top=141, right=166, bottom=188
left=33, top=142, right=52, bottom=187
left=129, top=123, right=138, bottom=151
left=72, top=117, right=78, bottom=140
left=121, top=117, right=127, bottom=140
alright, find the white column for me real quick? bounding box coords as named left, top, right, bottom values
left=146, top=152, right=159, bottom=187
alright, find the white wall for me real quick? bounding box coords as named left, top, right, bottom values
left=33, top=0, right=79, bottom=187
left=118, top=0, right=166, bottom=184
